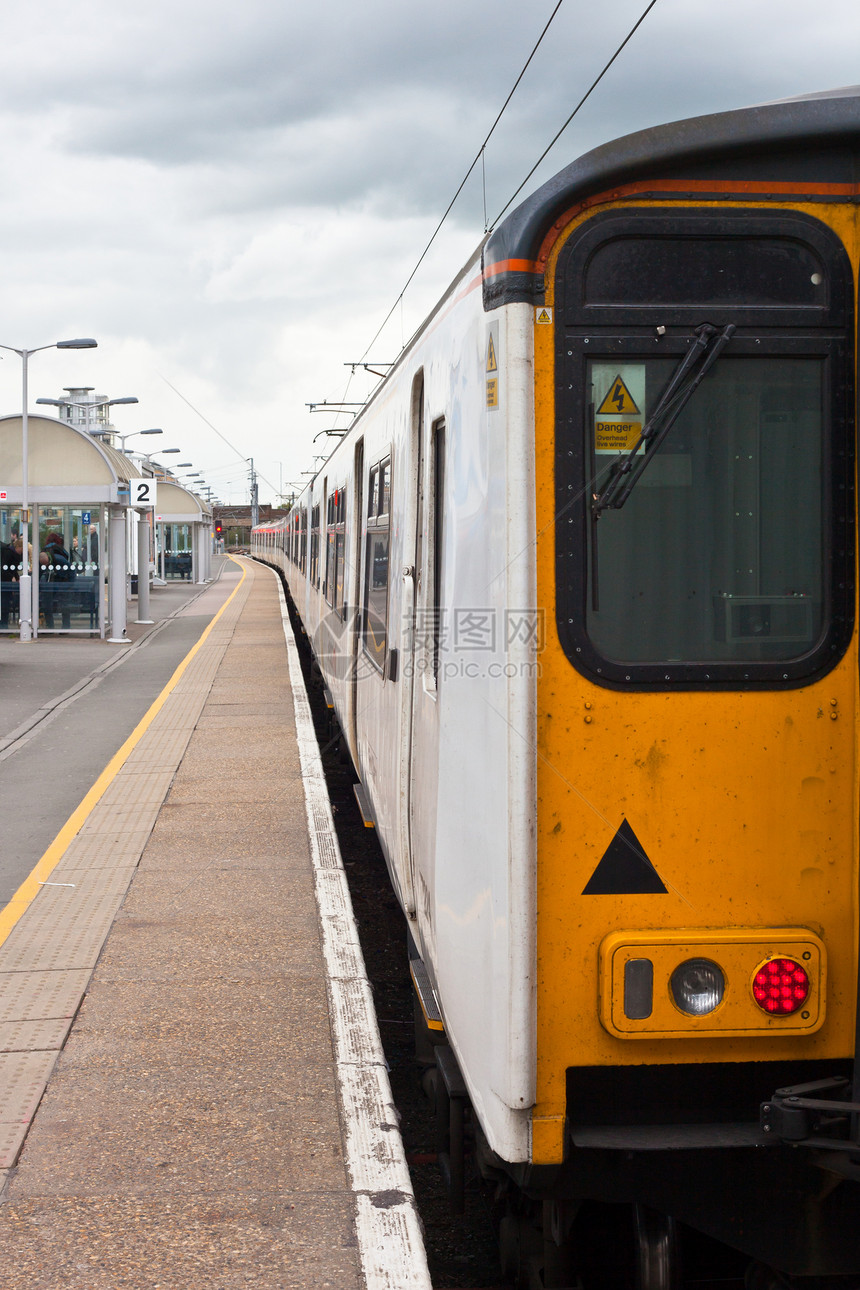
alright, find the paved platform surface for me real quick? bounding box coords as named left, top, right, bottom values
left=0, top=558, right=429, bottom=1289
left=0, top=562, right=236, bottom=907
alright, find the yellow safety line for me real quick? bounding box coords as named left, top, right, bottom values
left=0, top=557, right=249, bottom=949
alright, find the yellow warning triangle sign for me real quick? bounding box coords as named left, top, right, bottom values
left=596, top=375, right=641, bottom=417
left=487, top=334, right=498, bottom=373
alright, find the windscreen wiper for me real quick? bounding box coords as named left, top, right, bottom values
left=592, top=322, right=736, bottom=514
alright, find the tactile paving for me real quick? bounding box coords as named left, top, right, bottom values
left=95, top=769, right=177, bottom=811
left=27, top=866, right=139, bottom=902
left=0, top=1051, right=58, bottom=1130
left=0, top=890, right=129, bottom=972
left=54, top=829, right=156, bottom=871
left=0, top=1019, right=71, bottom=1053
left=0, top=971, right=93, bottom=1024
left=0, top=1126, right=26, bottom=1171
left=122, top=724, right=198, bottom=770
left=82, top=803, right=162, bottom=835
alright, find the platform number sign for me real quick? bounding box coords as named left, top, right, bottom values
left=132, top=479, right=155, bottom=507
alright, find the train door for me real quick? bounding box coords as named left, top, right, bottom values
left=405, top=378, right=445, bottom=954
left=351, top=438, right=364, bottom=754
left=320, top=477, right=328, bottom=600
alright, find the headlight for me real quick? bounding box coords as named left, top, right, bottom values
left=670, top=958, right=725, bottom=1016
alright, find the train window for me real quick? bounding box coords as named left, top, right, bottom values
left=362, top=456, right=391, bottom=673
left=555, top=210, right=854, bottom=689
left=325, top=487, right=347, bottom=615
left=310, top=504, right=320, bottom=587
left=432, top=421, right=445, bottom=684
left=325, top=497, right=334, bottom=600
left=562, top=210, right=849, bottom=329
left=588, top=355, right=825, bottom=663
left=380, top=459, right=390, bottom=517
left=584, top=236, right=825, bottom=310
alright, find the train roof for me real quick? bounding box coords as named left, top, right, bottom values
left=484, top=85, right=860, bottom=307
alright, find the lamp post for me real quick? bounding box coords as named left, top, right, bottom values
left=111, top=428, right=165, bottom=451
left=133, top=449, right=181, bottom=465
left=2, top=338, right=98, bottom=641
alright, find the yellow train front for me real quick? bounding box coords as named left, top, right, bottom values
left=483, top=88, right=860, bottom=1281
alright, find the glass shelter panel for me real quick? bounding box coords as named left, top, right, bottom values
left=34, top=505, right=101, bottom=634
left=0, top=507, right=23, bottom=632
left=160, top=524, right=193, bottom=580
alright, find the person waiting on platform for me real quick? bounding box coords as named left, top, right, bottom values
left=88, top=524, right=99, bottom=573
left=0, top=534, right=20, bottom=628
left=41, top=532, right=75, bottom=629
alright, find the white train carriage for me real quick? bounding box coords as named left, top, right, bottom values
left=257, top=248, right=538, bottom=1162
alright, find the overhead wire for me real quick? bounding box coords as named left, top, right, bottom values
left=357, top=0, right=659, bottom=367
left=491, top=0, right=660, bottom=226
left=159, top=372, right=281, bottom=501
left=357, top=0, right=567, bottom=365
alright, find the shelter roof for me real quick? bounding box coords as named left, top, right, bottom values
left=0, top=414, right=142, bottom=504
left=155, top=480, right=211, bottom=522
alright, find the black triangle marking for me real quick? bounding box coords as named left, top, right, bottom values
left=582, top=819, right=667, bottom=895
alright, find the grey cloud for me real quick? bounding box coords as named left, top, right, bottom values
left=4, top=0, right=860, bottom=504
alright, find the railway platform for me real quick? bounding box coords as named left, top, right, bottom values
left=0, top=557, right=429, bottom=1289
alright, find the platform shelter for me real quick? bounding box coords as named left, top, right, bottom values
left=153, top=481, right=212, bottom=585
left=0, top=413, right=143, bottom=640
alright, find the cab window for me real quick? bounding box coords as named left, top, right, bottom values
left=554, top=210, right=854, bottom=688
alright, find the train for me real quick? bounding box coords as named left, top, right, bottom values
left=254, top=86, right=860, bottom=1287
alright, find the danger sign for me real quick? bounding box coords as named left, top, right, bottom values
left=592, top=364, right=645, bottom=456
left=596, top=375, right=641, bottom=417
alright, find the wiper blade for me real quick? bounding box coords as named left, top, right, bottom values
left=592, top=322, right=736, bottom=514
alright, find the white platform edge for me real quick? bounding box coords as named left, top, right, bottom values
left=276, top=576, right=433, bottom=1290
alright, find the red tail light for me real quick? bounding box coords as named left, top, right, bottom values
left=752, top=958, right=810, bottom=1015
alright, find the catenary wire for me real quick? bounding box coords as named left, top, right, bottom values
left=358, top=0, right=659, bottom=368
left=357, top=0, right=567, bottom=365
left=491, top=0, right=660, bottom=226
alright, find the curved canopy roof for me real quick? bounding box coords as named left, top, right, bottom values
left=155, top=480, right=212, bottom=523
left=0, top=414, right=142, bottom=504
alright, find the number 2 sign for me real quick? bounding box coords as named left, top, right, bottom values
left=131, top=479, right=155, bottom=507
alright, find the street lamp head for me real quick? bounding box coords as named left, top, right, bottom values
left=139, top=427, right=161, bottom=434
left=36, top=393, right=138, bottom=416
left=175, top=462, right=193, bottom=467
left=56, top=338, right=98, bottom=349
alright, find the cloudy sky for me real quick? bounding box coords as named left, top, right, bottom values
left=1, top=0, right=858, bottom=504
